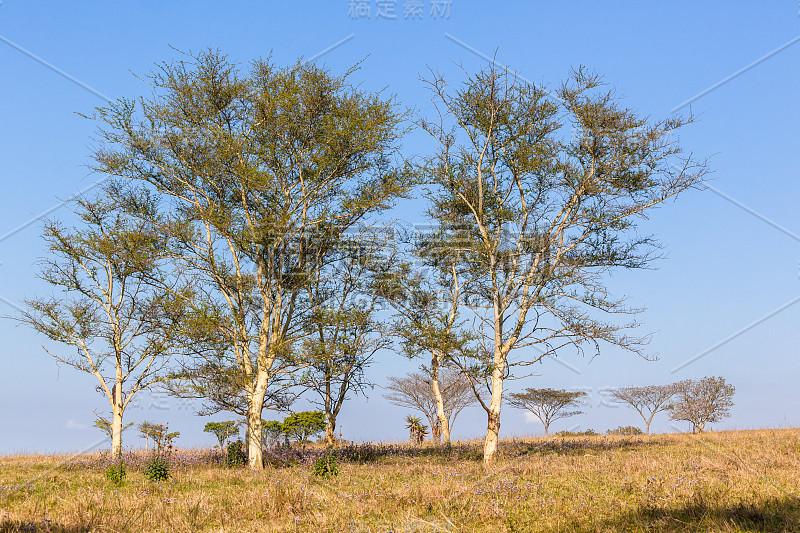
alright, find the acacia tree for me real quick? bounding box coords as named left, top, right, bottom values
left=375, top=232, right=474, bottom=445
left=203, top=421, right=240, bottom=449
left=508, top=388, right=586, bottom=436
left=300, top=231, right=390, bottom=443
left=611, top=382, right=683, bottom=434
left=90, top=50, right=411, bottom=468
left=281, top=410, right=327, bottom=445
left=384, top=368, right=477, bottom=441
left=421, top=64, right=706, bottom=462
left=669, top=376, right=735, bottom=433
left=16, top=189, right=184, bottom=457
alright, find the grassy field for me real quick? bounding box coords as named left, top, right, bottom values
left=1, top=429, right=799, bottom=532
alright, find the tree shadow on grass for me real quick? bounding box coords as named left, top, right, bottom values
left=262, top=435, right=663, bottom=467
left=507, top=435, right=665, bottom=458
left=601, top=497, right=800, bottom=532
left=0, top=520, right=90, bottom=532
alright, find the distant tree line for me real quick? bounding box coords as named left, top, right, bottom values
left=508, top=377, right=735, bottom=436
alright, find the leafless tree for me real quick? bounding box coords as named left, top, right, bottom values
left=611, top=382, right=684, bottom=434
left=508, top=388, right=586, bottom=436
left=669, top=377, right=735, bottom=433
left=384, top=368, right=477, bottom=442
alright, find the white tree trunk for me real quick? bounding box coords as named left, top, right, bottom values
left=483, top=364, right=504, bottom=464
left=111, top=383, right=124, bottom=458
left=430, top=363, right=450, bottom=445
left=246, top=374, right=270, bottom=469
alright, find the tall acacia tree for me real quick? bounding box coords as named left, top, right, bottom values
left=16, top=188, right=184, bottom=457
left=90, top=50, right=412, bottom=468
left=375, top=231, right=473, bottom=445
left=421, top=65, right=707, bottom=463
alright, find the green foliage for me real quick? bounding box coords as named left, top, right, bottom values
left=312, top=454, right=339, bottom=478
left=509, top=388, right=587, bottom=436
left=226, top=440, right=247, bottom=468
left=88, top=50, right=414, bottom=464
left=280, top=411, right=327, bottom=444
left=140, top=422, right=179, bottom=453
left=105, top=462, right=126, bottom=485
left=669, top=376, right=735, bottom=433
left=262, top=420, right=286, bottom=447
left=607, top=425, right=644, bottom=436
left=143, top=455, right=170, bottom=482
left=137, top=421, right=161, bottom=449
left=203, top=421, right=239, bottom=449
left=140, top=422, right=177, bottom=481
left=15, top=187, right=184, bottom=459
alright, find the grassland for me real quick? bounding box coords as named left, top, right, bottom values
left=1, top=429, right=799, bottom=532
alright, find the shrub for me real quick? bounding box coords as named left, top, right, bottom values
left=226, top=440, right=247, bottom=468
left=143, top=455, right=170, bottom=482
left=312, top=454, right=339, bottom=478
left=607, top=425, right=644, bottom=436
left=105, top=462, right=126, bottom=485
left=554, top=429, right=597, bottom=437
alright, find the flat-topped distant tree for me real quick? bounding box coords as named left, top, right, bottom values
left=15, top=187, right=185, bottom=458
left=420, top=63, right=707, bottom=462
left=669, top=377, right=735, bottom=433
left=90, top=50, right=413, bottom=468
left=508, top=388, right=586, bottom=436
left=611, top=382, right=684, bottom=434
left=203, top=421, right=240, bottom=450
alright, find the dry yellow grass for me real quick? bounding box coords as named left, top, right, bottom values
left=1, top=429, right=799, bottom=532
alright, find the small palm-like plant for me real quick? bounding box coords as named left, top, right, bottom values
left=406, top=415, right=428, bottom=445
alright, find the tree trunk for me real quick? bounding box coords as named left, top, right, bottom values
left=430, top=355, right=450, bottom=445
left=323, top=380, right=339, bottom=445
left=246, top=378, right=269, bottom=469
left=483, top=365, right=504, bottom=464
left=111, top=382, right=124, bottom=458
left=111, top=405, right=123, bottom=458
left=325, top=415, right=336, bottom=444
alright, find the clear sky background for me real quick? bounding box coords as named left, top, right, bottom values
left=1, top=2, right=799, bottom=454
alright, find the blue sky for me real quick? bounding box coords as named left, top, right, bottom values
left=1, top=2, right=799, bottom=453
